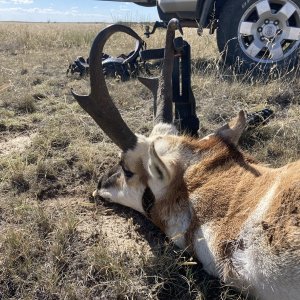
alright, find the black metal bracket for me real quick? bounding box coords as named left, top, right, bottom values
left=172, top=37, right=199, bottom=136
left=140, top=38, right=199, bottom=136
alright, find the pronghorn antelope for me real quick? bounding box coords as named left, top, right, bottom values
left=72, top=20, right=300, bottom=300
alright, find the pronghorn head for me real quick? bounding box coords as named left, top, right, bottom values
left=71, top=19, right=180, bottom=214
left=71, top=18, right=247, bottom=217
left=93, top=123, right=178, bottom=214
left=92, top=110, right=247, bottom=216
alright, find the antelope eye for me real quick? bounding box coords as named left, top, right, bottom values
left=120, top=164, right=134, bottom=178
left=123, top=169, right=134, bottom=178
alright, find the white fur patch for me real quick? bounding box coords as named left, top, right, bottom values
left=200, top=133, right=214, bottom=141
left=230, top=179, right=290, bottom=299
left=194, top=223, right=218, bottom=277
left=165, top=207, right=192, bottom=249
left=150, top=123, right=178, bottom=137
left=244, top=179, right=280, bottom=229
left=99, top=185, right=145, bottom=214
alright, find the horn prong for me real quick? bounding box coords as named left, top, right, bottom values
left=71, top=89, right=89, bottom=106
left=154, top=18, right=181, bottom=124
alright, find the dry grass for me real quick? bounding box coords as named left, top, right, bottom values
left=0, top=22, right=299, bottom=300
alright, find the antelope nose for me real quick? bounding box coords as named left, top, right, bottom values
left=92, top=173, right=107, bottom=201
left=92, top=174, right=108, bottom=202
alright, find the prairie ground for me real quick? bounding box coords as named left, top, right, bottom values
left=0, top=22, right=299, bottom=299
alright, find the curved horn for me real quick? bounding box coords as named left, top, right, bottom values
left=72, top=25, right=143, bottom=151
left=137, top=77, right=159, bottom=115
left=156, top=18, right=182, bottom=124
left=139, top=18, right=182, bottom=125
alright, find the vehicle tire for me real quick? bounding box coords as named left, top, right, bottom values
left=217, top=0, right=300, bottom=72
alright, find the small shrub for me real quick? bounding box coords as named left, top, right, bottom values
left=11, top=172, right=30, bottom=193
left=16, top=95, right=36, bottom=114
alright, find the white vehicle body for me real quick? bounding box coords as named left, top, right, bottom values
left=158, top=0, right=198, bottom=14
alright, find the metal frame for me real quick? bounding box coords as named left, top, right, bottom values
left=140, top=36, right=200, bottom=136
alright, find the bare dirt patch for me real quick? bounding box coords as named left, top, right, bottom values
left=46, top=197, right=157, bottom=258
left=0, top=132, right=36, bottom=156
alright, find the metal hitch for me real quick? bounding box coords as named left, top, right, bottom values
left=144, top=21, right=167, bottom=38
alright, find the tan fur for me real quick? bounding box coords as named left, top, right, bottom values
left=261, top=165, right=300, bottom=253
left=185, top=137, right=272, bottom=243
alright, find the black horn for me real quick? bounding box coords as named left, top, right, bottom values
left=72, top=25, right=143, bottom=151
left=139, top=18, right=182, bottom=125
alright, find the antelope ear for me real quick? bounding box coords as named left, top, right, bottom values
left=148, top=141, right=170, bottom=183
left=216, top=110, right=246, bottom=145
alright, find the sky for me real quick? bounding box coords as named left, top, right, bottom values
left=0, top=0, right=159, bottom=23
